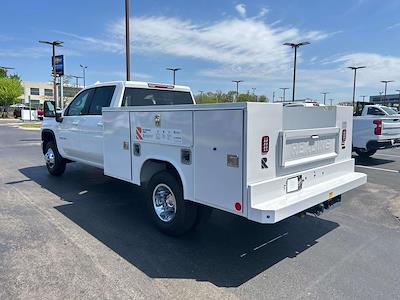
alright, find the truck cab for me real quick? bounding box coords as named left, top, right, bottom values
left=42, top=81, right=195, bottom=169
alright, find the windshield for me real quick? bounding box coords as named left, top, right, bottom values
left=380, top=106, right=398, bottom=115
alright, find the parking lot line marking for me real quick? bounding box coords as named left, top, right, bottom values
left=240, top=232, right=289, bottom=258
left=374, top=153, right=400, bottom=159
left=356, top=165, right=399, bottom=173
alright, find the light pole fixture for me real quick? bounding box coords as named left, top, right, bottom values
left=69, top=75, right=83, bottom=88
left=232, top=80, right=244, bottom=102
left=280, top=88, right=289, bottom=102
left=360, top=95, right=368, bottom=103
left=381, top=80, right=394, bottom=102
left=125, top=0, right=131, bottom=81
left=80, top=64, right=88, bottom=87
left=39, top=40, right=63, bottom=107
left=0, top=66, right=14, bottom=76
left=166, top=68, right=181, bottom=85
left=348, top=66, right=366, bottom=108
left=321, top=92, right=329, bottom=105
left=283, top=42, right=310, bottom=101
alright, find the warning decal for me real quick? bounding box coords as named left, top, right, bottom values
left=135, top=127, right=183, bottom=145
left=136, top=127, right=143, bottom=140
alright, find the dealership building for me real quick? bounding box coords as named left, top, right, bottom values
left=19, top=81, right=81, bottom=108
left=369, top=94, right=400, bottom=108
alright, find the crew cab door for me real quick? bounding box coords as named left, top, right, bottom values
left=78, top=85, right=116, bottom=166
left=58, top=88, right=94, bottom=159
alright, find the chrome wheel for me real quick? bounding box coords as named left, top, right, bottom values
left=153, top=183, right=177, bottom=222
left=44, top=148, right=55, bottom=169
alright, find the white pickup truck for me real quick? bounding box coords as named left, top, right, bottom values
left=353, top=104, right=400, bottom=157
left=42, top=81, right=366, bottom=235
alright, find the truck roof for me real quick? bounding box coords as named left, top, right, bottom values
left=92, top=81, right=192, bottom=93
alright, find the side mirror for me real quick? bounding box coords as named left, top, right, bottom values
left=44, top=101, right=56, bottom=118
left=55, top=112, right=63, bottom=123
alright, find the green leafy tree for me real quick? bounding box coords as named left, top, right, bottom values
left=0, top=75, right=23, bottom=117
left=195, top=90, right=269, bottom=104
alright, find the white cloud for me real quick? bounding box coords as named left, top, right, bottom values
left=258, top=8, right=269, bottom=18
left=386, top=22, right=400, bottom=30
left=235, top=4, right=247, bottom=18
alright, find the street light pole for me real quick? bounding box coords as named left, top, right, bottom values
left=381, top=80, right=394, bottom=103
left=283, top=42, right=310, bottom=101
left=232, top=80, right=243, bottom=102
left=396, top=89, right=400, bottom=104
left=80, top=65, right=88, bottom=87
left=125, top=0, right=131, bottom=81
left=166, top=68, right=181, bottom=85
left=329, top=99, right=334, bottom=106
left=0, top=66, right=14, bottom=76
left=360, top=95, right=368, bottom=103
left=348, top=66, right=366, bottom=108
left=321, top=92, right=329, bottom=105
left=39, top=40, right=63, bottom=108
left=280, top=88, right=289, bottom=102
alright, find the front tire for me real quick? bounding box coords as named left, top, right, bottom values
left=355, top=149, right=376, bottom=158
left=146, top=171, right=198, bottom=236
left=44, top=141, right=66, bottom=176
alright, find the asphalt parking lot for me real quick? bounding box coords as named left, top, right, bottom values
left=0, top=122, right=399, bottom=300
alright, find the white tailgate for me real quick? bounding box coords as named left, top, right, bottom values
left=281, top=127, right=339, bottom=168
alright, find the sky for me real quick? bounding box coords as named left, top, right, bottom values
left=1, top=0, right=400, bottom=103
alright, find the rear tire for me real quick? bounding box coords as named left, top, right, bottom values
left=355, top=149, right=376, bottom=158
left=44, top=141, right=66, bottom=176
left=146, top=171, right=198, bottom=236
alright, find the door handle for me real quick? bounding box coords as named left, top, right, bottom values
left=97, top=122, right=104, bottom=127
left=72, top=121, right=79, bottom=126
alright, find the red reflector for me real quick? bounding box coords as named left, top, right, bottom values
left=235, top=202, right=242, bottom=211
left=261, top=136, right=269, bottom=154
left=373, top=120, right=382, bottom=135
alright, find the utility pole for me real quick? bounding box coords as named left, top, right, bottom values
left=166, top=68, right=181, bottom=85
left=283, top=42, right=310, bottom=101
left=125, top=0, right=131, bottom=80
left=232, top=80, right=243, bottom=102
left=80, top=65, right=88, bottom=87
left=39, top=40, right=63, bottom=108
left=348, top=66, right=366, bottom=108
left=381, top=80, right=394, bottom=103
left=0, top=66, right=14, bottom=76
left=280, top=88, right=289, bottom=102
left=360, top=95, right=368, bottom=103
left=321, top=92, right=329, bottom=105
left=69, top=75, right=83, bottom=88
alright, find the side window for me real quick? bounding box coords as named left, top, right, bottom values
left=367, top=107, right=385, bottom=116
left=88, top=86, right=116, bottom=115
left=65, top=89, right=94, bottom=116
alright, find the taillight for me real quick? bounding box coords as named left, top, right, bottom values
left=373, top=120, right=382, bottom=135
left=261, top=136, right=269, bottom=154
left=342, top=129, right=347, bottom=143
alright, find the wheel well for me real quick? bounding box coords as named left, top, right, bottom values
left=41, top=130, right=56, bottom=154
left=140, top=159, right=182, bottom=187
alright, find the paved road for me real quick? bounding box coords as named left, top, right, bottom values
left=0, top=124, right=399, bottom=299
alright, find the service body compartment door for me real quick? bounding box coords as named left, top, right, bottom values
left=194, top=110, right=244, bottom=213
left=103, top=111, right=132, bottom=181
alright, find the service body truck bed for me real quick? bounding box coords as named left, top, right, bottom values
left=103, top=102, right=366, bottom=224
left=42, top=81, right=366, bottom=235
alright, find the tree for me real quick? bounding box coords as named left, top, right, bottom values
left=0, top=76, right=23, bottom=117
left=195, top=90, right=269, bottom=104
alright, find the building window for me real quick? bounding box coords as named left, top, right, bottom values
left=44, top=89, right=53, bottom=96
left=30, top=88, right=40, bottom=95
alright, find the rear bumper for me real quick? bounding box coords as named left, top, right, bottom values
left=247, top=160, right=367, bottom=224
left=367, top=139, right=400, bottom=150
